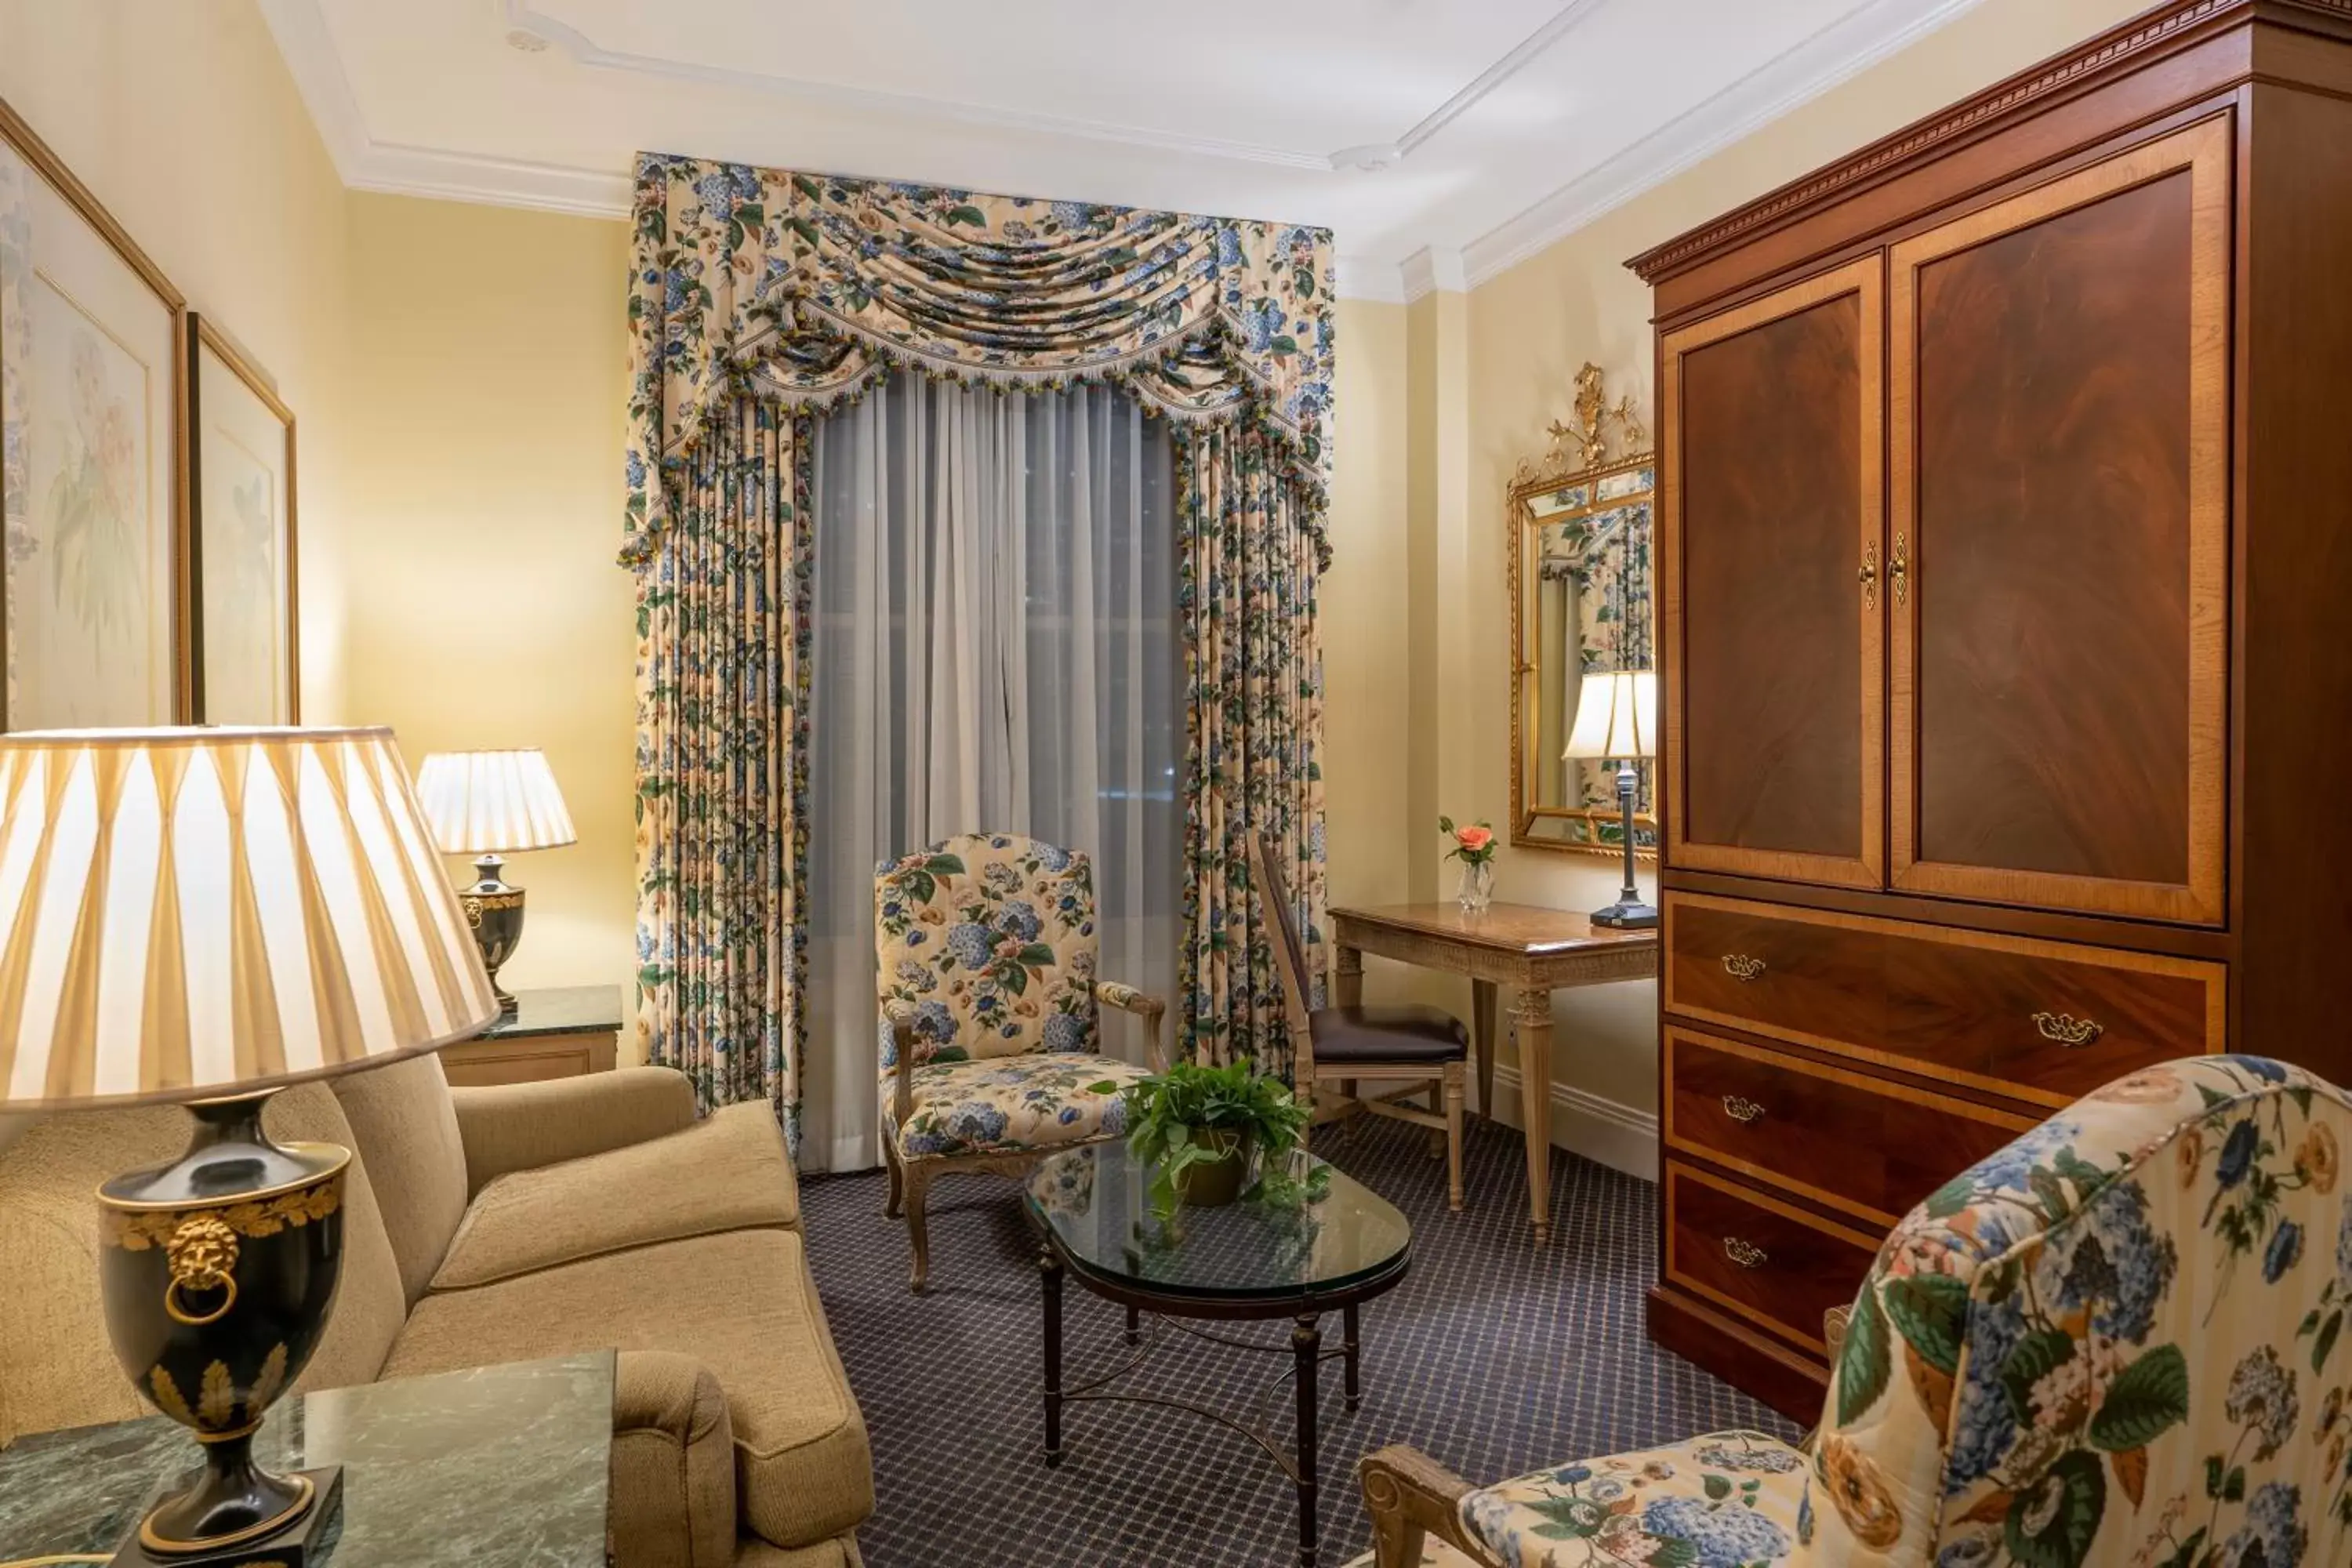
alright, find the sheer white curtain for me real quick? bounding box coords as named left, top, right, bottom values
left=800, top=372, right=1181, bottom=1171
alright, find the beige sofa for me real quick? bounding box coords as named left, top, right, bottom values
left=0, top=1057, right=873, bottom=1568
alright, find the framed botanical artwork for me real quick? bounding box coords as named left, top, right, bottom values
left=189, top=316, right=296, bottom=722
left=0, top=96, right=188, bottom=731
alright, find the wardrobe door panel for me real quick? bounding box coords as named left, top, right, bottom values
left=1890, top=119, right=2230, bottom=924
left=1664, top=259, right=1884, bottom=889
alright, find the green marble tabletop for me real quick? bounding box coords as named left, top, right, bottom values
left=0, top=1352, right=614, bottom=1566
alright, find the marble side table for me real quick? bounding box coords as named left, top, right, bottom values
left=0, top=1352, right=614, bottom=1566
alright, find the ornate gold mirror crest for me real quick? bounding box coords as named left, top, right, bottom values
left=1509, top=364, right=1657, bottom=859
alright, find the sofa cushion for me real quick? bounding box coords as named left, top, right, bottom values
left=734, top=1537, right=865, bottom=1567
left=0, top=1083, right=407, bottom=1446
left=1459, top=1430, right=1806, bottom=1568
left=386, top=1229, right=872, bottom=1550
left=433, top=1102, right=798, bottom=1290
left=612, top=1349, right=737, bottom=1568
left=885, top=1053, right=1150, bottom=1159
left=331, top=1054, right=470, bottom=1306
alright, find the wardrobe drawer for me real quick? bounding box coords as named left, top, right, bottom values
left=1664, top=895, right=1883, bottom=1045
left=1664, top=1162, right=1879, bottom=1355
left=1665, top=892, right=2226, bottom=1107
left=1883, top=927, right=2224, bottom=1105
left=1665, top=1028, right=2038, bottom=1229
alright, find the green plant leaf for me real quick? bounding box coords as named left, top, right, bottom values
left=2001, top=1330, right=2078, bottom=1428
left=1835, top=1287, right=1891, bottom=1426
left=1703, top=1474, right=1731, bottom=1501
left=1883, top=1272, right=1969, bottom=1377
left=2223, top=1466, right=2245, bottom=1504
left=2005, top=1451, right=2106, bottom=1568
left=2314, top=1309, right=2343, bottom=1374
left=2089, top=1345, right=2190, bottom=1453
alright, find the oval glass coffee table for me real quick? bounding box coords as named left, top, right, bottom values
left=1024, top=1142, right=1412, bottom=1568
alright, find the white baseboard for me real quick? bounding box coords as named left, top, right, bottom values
left=1485, top=1065, right=1659, bottom=1183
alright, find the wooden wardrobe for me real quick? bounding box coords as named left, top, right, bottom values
left=1631, top=0, right=2352, bottom=1417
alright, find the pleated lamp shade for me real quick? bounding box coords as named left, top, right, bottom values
left=414, top=750, right=577, bottom=856
left=0, top=728, right=499, bottom=1109
left=1563, top=670, right=1659, bottom=762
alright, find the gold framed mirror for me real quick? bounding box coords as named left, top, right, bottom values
left=1509, top=365, right=1657, bottom=859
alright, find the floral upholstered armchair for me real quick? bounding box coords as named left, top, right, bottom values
left=1359, top=1055, right=2352, bottom=1568
left=876, top=833, right=1167, bottom=1292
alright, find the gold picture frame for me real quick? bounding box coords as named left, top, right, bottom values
left=189, top=314, right=298, bottom=722
left=0, top=92, right=190, bottom=730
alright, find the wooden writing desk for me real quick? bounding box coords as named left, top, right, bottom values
left=1327, top=903, right=1659, bottom=1243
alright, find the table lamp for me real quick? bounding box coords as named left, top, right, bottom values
left=0, top=727, right=496, bottom=1565
left=1563, top=669, right=1659, bottom=930
left=415, top=748, right=576, bottom=1015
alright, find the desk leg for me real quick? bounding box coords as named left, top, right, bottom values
left=1471, top=980, right=1497, bottom=1120
left=1335, top=943, right=1363, bottom=1008
left=1513, top=989, right=1555, bottom=1247
left=1294, top=1314, right=1322, bottom=1568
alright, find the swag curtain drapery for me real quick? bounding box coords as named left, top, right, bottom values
left=625, top=155, right=1334, bottom=1131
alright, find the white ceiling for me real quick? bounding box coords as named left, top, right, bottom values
left=259, top=0, right=1987, bottom=300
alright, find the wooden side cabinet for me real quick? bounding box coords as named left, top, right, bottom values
left=440, top=985, right=623, bottom=1087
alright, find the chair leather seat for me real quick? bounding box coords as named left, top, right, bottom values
left=1308, top=1004, right=1469, bottom=1064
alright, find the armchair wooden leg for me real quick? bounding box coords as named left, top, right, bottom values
left=904, top=1162, right=934, bottom=1294
left=883, top=1138, right=905, bottom=1220
left=1359, top=1446, right=1492, bottom=1568
left=1443, top=1064, right=1465, bottom=1213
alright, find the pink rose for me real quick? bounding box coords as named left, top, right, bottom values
left=1455, top=826, right=1494, bottom=852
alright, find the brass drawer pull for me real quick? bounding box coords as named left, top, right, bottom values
left=1721, top=1094, right=1766, bottom=1124
left=2031, top=1011, right=2104, bottom=1047
left=1891, top=532, right=1910, bottom=606
left=1858, top=542, right=1878, bottom=610
left=1721, top=954, right=1766, bottom=982
left=1723, top=1237, right=1769, bottom=1269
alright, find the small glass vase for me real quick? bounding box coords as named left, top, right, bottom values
left=1455, top=858, right=1494, bottom=915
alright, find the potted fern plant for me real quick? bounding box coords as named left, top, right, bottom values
left=1102, top=1060, right=1312, bottom=1214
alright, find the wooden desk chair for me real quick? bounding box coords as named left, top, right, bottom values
left=1250, top=832, right=1468, bottom=1210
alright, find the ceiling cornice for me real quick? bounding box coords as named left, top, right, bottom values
left=1461, top=0, right=1988, bottom=289
left=261, top=0, right=1994, bottom=298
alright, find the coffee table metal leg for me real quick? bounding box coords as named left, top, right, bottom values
left=1293, top=1313, right=1321, bottom=1568
left=1041, top=1248, right=1065, bottom=1468
left=1342, top=1303, right=1361, bottom=1412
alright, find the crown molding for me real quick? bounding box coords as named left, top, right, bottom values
left=1335, top=256, right=1407, bottom=305
left=1462, top=0, right=1988, bottom=290
left=1400, top=245, right=1467, bottom=302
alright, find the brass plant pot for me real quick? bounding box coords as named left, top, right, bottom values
left=1172, top=1128, right=1254, bottom=1209
left=98, top=1091, right=347, bottom=1561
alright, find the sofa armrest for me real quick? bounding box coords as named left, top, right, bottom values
left=450, top=1066, right=698, bottom=1195
left=610, top=1349, right=737, bottom=1568
left=1098, top=982, right=1169, bottom=1072
left=1359, top=1445, right=1496, bottom=1568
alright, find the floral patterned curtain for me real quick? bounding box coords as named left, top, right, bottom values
left=625, top=154, right=1335, bottom=1119
left=633, top=396, right=813, bottom=1130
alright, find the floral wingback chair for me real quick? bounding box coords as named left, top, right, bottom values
left=876, top=833, right=1166, bottom=1292
left=1359, top=1055, right=2352, bottom=1568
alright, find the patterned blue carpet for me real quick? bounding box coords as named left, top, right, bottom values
left=799, top=1113, right=1799, bottom=1567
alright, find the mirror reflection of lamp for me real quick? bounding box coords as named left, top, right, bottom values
left=1563, top=670, right=1658, bottom=929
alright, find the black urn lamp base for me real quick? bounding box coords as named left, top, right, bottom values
left=112, top=1465, right=343, bottom=1567
left=460, top=853, right=527, bottom=1017
left=96, top=1091, right=350, bottom=1567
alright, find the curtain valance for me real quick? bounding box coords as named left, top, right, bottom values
left=622, top=154, right=1337, bottom=569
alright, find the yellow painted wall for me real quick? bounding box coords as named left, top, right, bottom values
left=339, top=194, right=637, bottom=1004
left=1450, top=0, right=2155, bottom=1145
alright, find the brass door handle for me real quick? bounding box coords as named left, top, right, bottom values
left=1723, top=1237, right=1769, bottom=1269
left=1891, top=532, right=1909, bottom=605
left=1721, top=954, right=1766, bottom=982
left=2032, top=1011, right=2104, bottom=1047
left=1721, top=1094, right=1766, bottom=1124
left=1858, top=542, right=1878, bottom=609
